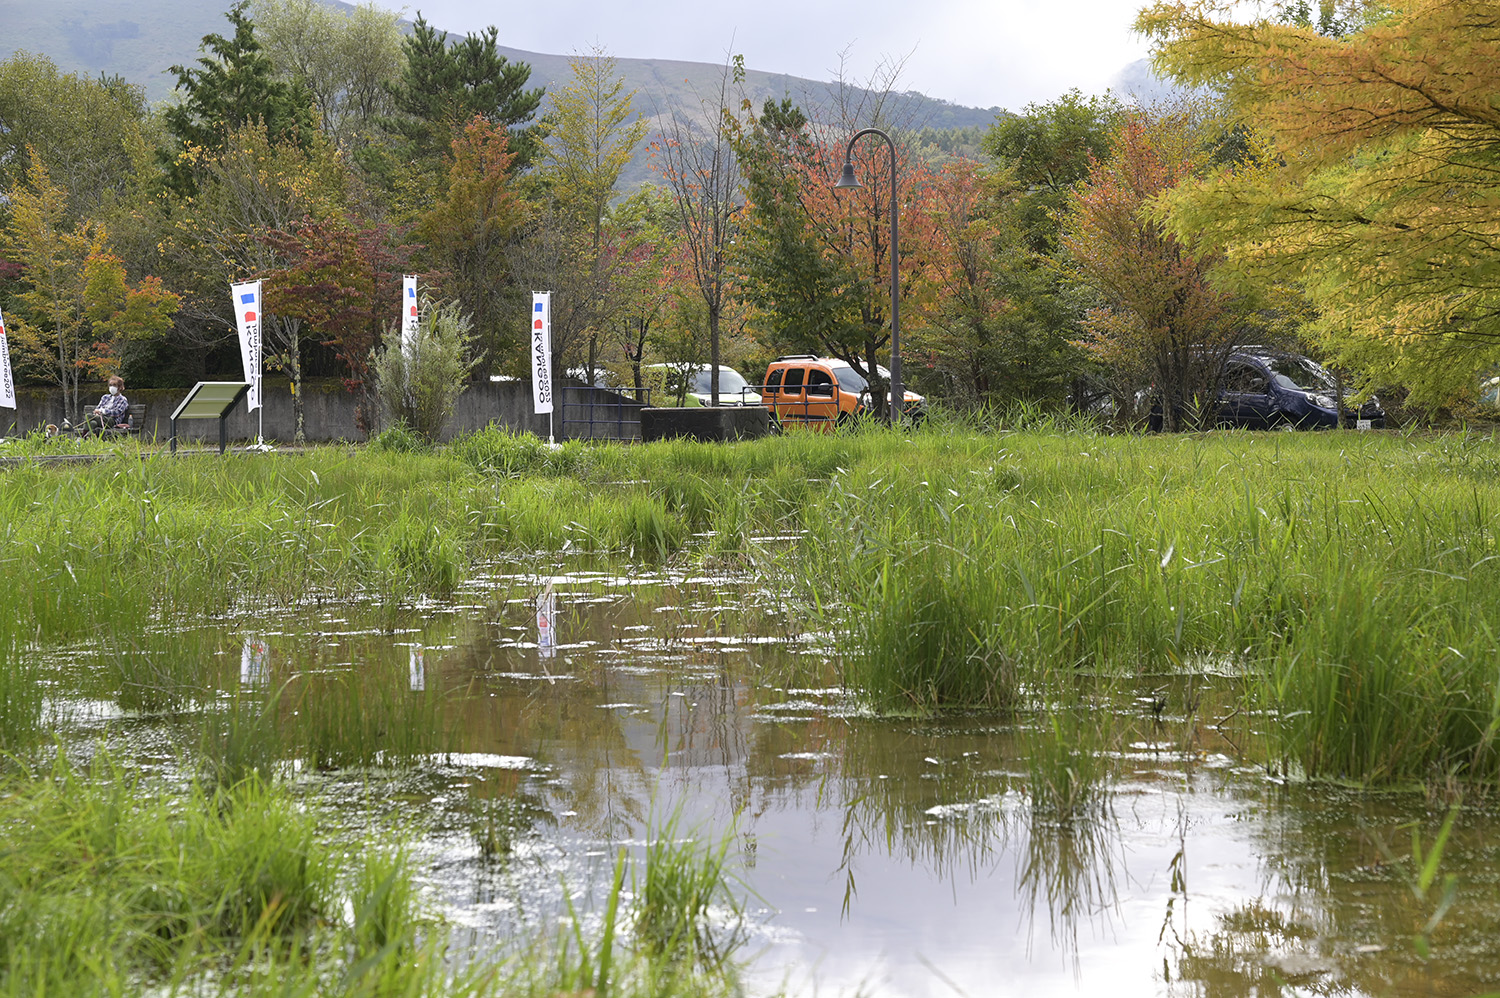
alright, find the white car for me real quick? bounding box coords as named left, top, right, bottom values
left=645, top=364, right=762, bottom=406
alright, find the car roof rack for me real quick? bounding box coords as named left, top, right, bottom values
left=773, top=354, right=820, bottom=361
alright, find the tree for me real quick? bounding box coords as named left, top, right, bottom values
left=0, top=54, right=154, bottom=224
left=416, top=117, right=528, bottom=372
left=1135, top=0, right=1500, bottom=407
left=603, top=187, right=682, bottom=392
left=982, top=90, right=1123, bottom=256
left=913, top=159, right=1070, bottom=405
left=162, top=2, right=317, bottom=195
left=258, top=217, right=418, bottom=438
left=541, top=47, right=649, bottom=382
left=252, top=0, right=403, bottom=153
left=733, top=93, right=939, bottom=418
left=373, top=14, right=545, bottom=206
left=968, top=90, right=1126, bottom=408
left=650, top=54, right=746, bottom=406
left=147, top=120, right=351, bottom=389
left=2, top=158, right=178, bottom=417
left=1061, top=106, right=1241, bottom=431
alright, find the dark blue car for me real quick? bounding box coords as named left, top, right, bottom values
left=1218, top=351, right=1384, bottom=429
left=1151, top=350, right=1386, bottom=430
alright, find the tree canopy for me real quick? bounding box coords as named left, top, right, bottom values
left=1137, top=0, right=1500, bottom=406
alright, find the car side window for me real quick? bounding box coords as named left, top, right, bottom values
left=807, top=369, right=834, bottom=397
left=1223, top=365, right=1268, bottom=393
left=767, top=369, right=783, bottom=393
left=783, top=368, right=805, bottom=394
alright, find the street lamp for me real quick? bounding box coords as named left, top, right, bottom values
left=835, top=128, right=902, bottom=425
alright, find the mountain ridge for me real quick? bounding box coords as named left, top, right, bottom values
left=1, top=0, right=1005, bottom=132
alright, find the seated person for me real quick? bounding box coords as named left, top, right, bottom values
left=75, top=376, right=130, bottom=435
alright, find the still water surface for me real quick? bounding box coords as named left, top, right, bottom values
left=54, top=561, right=1500, bottom=997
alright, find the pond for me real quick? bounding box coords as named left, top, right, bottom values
left=46, top=558, right=1500, bottom=997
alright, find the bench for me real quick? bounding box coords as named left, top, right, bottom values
left=103, top=403, right=147, bottom=436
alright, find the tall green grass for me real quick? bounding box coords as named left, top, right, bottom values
left=10, top=428, right=1500, bottom=785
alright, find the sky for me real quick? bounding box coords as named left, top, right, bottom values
left=374, top=0, right=1156, bottom=112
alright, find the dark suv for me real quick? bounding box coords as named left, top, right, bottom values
left=1150, top=350, right=1385, bottom=430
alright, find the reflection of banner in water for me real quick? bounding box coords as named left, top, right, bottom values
left=240, top=635, right=269, bottom=687
left=536, top=587, right=557, bottom=661
left=409, top=643, right=425, bottom=691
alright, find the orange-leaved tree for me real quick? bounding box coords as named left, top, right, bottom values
left=416, top=116, right=527, bottom=372
left=1062, top=107, right=1239, bottom=431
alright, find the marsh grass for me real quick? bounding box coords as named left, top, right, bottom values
left=0, top=754, right=335, bottom=989
left=633, top=808, right=747, bottom=970
left=1022, top=709, right=1116, bottom=821
left=11, top=428, right=1500, bottom=785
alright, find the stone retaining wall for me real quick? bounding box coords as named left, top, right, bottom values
left=0, top=379, right=646, bottom=444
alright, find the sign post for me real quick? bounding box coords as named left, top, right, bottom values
left=530, top=292, right=554, bottom=443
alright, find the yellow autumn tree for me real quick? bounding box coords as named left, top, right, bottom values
left=2, top=155, right=179, bottom=417
left=1136, top=0, right=1500, bottom=406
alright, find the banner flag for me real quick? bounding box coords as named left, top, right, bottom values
left=401, top=275, right=419, bottom=355
left=230, top=280, right=263, bottom=412
left=0, top=304, right=15, bottom=410
left=530, top=292, right=553, bottom=414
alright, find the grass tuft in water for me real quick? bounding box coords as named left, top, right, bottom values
left=632, top=808, right=747, bottom=970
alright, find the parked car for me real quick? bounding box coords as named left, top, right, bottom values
left=643, top=364, right=762, bottom=406
left=1150, top=349, right=1384, bottom=430
left=761, top=355, right=925, bottom=429
left=1220, top=350, right=1384, bottom=428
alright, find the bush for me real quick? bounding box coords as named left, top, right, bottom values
left=372, top=300, right=476, bottom=442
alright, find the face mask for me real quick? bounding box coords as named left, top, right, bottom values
left=109, top=386, right=120, bottom=395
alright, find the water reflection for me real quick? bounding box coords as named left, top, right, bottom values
left=240, top=634, right=269, bottom=689
left=409, top=643, right=425, bottom=691
left=38, top=560, right=1500, bottom=997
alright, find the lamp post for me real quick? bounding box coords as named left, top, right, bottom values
left=835, top=127, right=901, bottom=425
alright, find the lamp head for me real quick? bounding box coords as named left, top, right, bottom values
left=835, top=162, right=861, bottom=189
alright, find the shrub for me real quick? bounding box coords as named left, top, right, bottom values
left=372, top=300, right=476, bottom=442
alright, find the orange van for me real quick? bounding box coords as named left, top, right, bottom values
left=761, top=355, right=925, bottom=429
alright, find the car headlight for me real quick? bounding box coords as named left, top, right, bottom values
left=1309, top=393, right=1337, bottom=409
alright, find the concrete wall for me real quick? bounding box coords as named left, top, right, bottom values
left=641, top=406, right=772, bottom=442
left=0, top=379, right=646, bottom=444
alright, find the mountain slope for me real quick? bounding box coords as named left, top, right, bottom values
left=1, top=0, right=1003, bottom=128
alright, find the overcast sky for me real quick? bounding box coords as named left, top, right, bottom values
left=376, top=0, right=1154, bottom=111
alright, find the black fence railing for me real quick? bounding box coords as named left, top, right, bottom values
left=559, top=385, right=650, bottom=440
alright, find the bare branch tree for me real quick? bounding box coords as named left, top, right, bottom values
left=649, top=52, right=746, bottom=406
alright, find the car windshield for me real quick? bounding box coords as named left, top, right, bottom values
left=1264, top=356, right=1337, bottom=392
left=689, top=368, right=751, bottom=394
left=833, top=364, right=895, bottom=394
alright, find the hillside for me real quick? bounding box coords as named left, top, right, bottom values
left=1, top=0, right=1006, bottom=133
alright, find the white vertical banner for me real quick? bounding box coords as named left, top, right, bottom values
left=401, top=275, right=420, bottom=355
left=530, top=291, right=553, bottom=414
left=0, top=304, right=15, bottom=410
left=231, top=280, right=263, bottom=412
